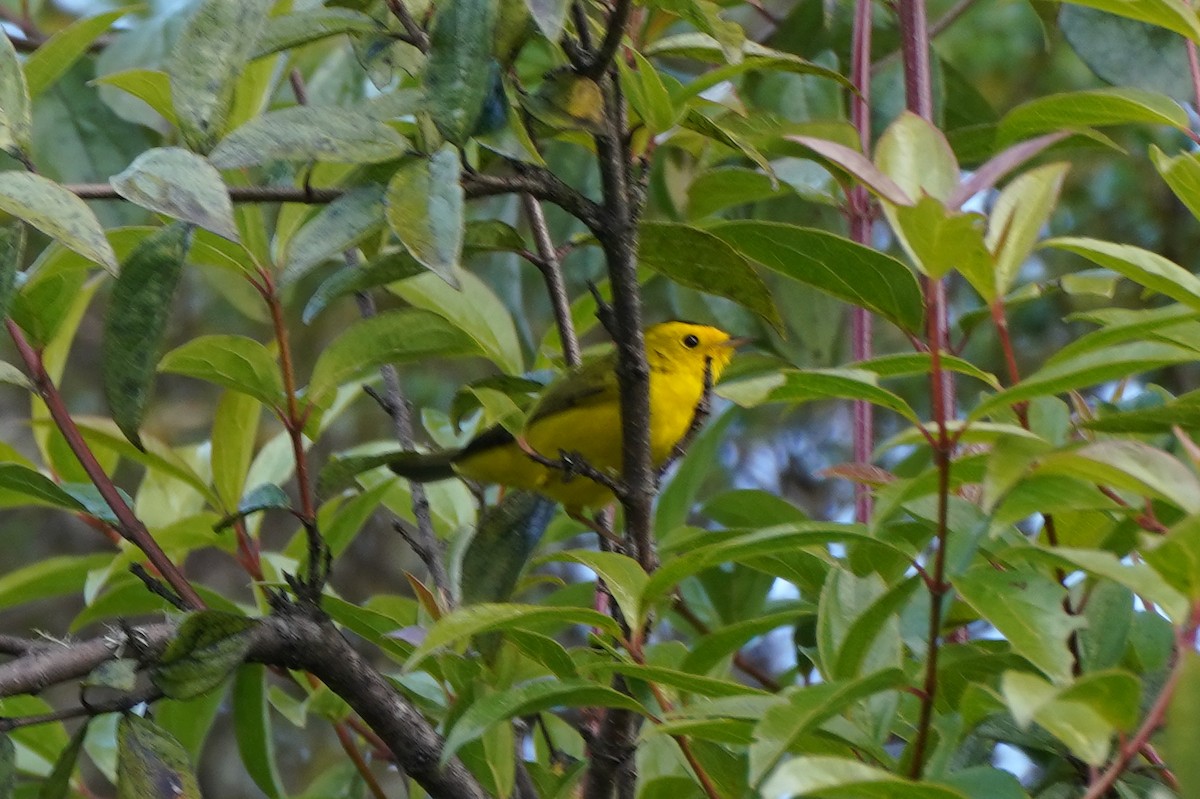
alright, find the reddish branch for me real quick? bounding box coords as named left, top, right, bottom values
left=4, top=320, right=206, bottom=610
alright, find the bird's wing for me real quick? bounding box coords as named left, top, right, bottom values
left=525, top=354, right=618, bottom=425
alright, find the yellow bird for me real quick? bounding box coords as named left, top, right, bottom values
left=389, top=321, right=742, bottom=510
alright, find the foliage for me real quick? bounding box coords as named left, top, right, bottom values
left=0, top=0, right=1198, bottom=797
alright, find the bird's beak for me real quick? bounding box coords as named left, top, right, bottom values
left=724, top=335, right=754, bottom=349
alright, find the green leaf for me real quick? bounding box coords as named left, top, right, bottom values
left=719, top=369, right=920, bottom=424
left=210, top=107, right=408, bottom=168
left=0, top=735, right=13, bottom=799
left=875, top=111, right=959, bottom=203
left=1057, top=0, right=1200, bottom=42
left=0, top=223, right=24, bottom=322
left=647, top=523, right=914, bottom=607
left=442, top=680, right=645, bottom=764
left=0, top=553, right=111, bottom=611
left=686, top=166, right=788, bottom=219
left=0, top=33, right=30, bottom=158
left=38, top=722, right=87, bottom=799
left=657, top=411, right=734, bottom=534
left=638, top=222, right=781, bottom=330
left=110, top=147, right=239, bottom=242
left=152, top=611, right=256, bottom=700
left=1151, top=145, right=1200, bottom=223
left=67, top=417, right=217, bottom=504
left=653, top=0, right=744, bottom=62
left=423, top=0, right=499, bottom=143
left=853, top=352, right=1001, bottom=389
left=103, top=223, right=191, bottom=447
left=1045, top=235, right=1200, bottom=310
left=0, top=172, right=118, bottom=273
left=92, top=69, right=178, bottom=126
left=1035, top=440, right=1200, bottom=514
left=885, top=197, right=992, bottom=285
left=680, top=110, right=775, bottom=180
left=998, top=88, right=1188, bottom=144
left=306, top=309, right=484, bottom=409
left=24, top=8, right=131, bottom=99
left=544, top=550, right=648, bottom=628
left=384, top=146, right=465, bottom=286
left=168, top=0, right=272, bottom=153
left=0, top=463, right=86, bottom=512
left=749, top=670, right=907, bottom=786
left=211, top=390, right=262, bottom=510
left=117, top=715, right=201, bottom=799
left=158, top=334, right=283, bottom=408
left=1000, top=669, right=1139, bottom=765
left=302, top=250, right=428, bottom=323
left=405, top=604, right=622, bottom=670
left=233, top=665, right=285, bottom=799
left=253, top=8, right=381, bottom=57
left=461, top=490, right=556, bottom=605
left=970, top=341, right=1198, bottom=420
left=1143, top=514, right=1200, bottom=600
left=952, top=566, right=1084, bottom=684
left=762, top=756, right=968, bottom=799
left=214, top=483, right=292, bottom=531
left=1165, top=651, right=1200, bottom=799
left=985, top=163, right=1070, bottom=296
left=711, top=221, right=924, bottom=333
left=283, top=184, right=387, bottom=285
left=1061, top=8, right=1193, bottom=104
left=619, top=52, right=681, bottom=134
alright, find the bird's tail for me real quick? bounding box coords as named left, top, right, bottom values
left=386, top=450, right=459, bottom=482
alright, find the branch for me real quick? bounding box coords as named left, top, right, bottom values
left=66, top=182, right=343, bottom=203
left=521, top=194, right=581, bottom=367
left=5, top=320, right=206, bottom=610
left=0, top=616, right=492, bottom=799
left=580, top=0, right=633, bottom=79
left=385, top=0, right=430, bottom=52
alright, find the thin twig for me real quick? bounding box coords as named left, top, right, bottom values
left=385, top=0, right=430, bottom=52
left=347, top=256, right=451, bottom=602
left=0, top=686, right=161, bottom=732
left=333, top=721, right=390, bottom=799
left=521, top=194, right=581, bottom=367
left=581, top=0, right=633, bottom=79
left=129, top=564, right=188, bottom=611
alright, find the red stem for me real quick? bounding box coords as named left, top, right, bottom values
left=5, top=320, right=206, bottom=610
left=849, top=0, right=875, bottom=524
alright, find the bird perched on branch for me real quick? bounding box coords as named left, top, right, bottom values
left=386, top=321, right=744, bottom=511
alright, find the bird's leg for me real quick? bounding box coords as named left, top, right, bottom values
left=516, top=435, right=626, bottom=498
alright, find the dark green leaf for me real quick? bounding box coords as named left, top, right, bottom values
left=84, top=659, right=139, bottom=692
left=423, top=0, right=499, bottom=143
left=0, top=172, right=118, bottom=273
left=712, top=221, right=924, bottom=333
left=152, top=611, right=256, bottom=700
left=385, top=146, right=464, bottom=285
left=1165, top=651, right=1200, bottom=798
left=1061, top=7, right=1193, bottom=104
left=103, top=223, right=191, bottom=447
left=1054, top=0, right=1200, bottom=42
left=110, top=147, right=239, bottom=242
left=461, top=490, right=556, bottom=605
left=687, top=167, right=789, bottom=219
left=210, top=107, right=408, bottom=168
left=0, top=735, right=12, bottom=799
left=158, top=334, right=284, bottom=408
left=117, top=714, right=201, bottom=799
left=168, top=0, right=272, bottom=152
left=639, top=222, right=781, bottom=329
left=0, top=463, right=87, bottom=512
left=214, top=483, right=292, bottom=531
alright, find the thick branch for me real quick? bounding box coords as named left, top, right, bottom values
left=0, top=616, right=491, bottom=799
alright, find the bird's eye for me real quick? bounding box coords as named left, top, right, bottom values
left=683, top=334, right=700, bottom=349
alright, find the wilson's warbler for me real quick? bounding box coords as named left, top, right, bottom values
left=389, top=322, right=741, bottom=510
